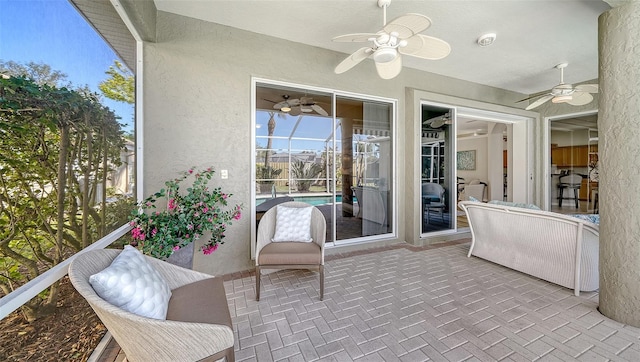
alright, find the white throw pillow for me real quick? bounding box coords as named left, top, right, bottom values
left=89, top=245, right=172, bottom=320
left=272, top=205, right=313, bottom=242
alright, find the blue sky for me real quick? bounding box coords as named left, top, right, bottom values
left=0, top=0, right=134, bottom=132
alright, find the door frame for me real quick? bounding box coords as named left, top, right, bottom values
left=409, top=89, right=537, bottom=242
left=251, top=78, right=398, bottom=257
left=542, top=109, right=598, bottom=211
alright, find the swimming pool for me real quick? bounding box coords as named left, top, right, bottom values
left=256, top=194, right=348, bottom=207
left=293, top=195, right=343, bottom=206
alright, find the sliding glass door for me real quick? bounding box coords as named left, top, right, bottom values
left=254, top=81, right=395, bottom=246
left=335, top=95, right=393, bottom=240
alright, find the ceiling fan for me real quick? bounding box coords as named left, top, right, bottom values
left=423, top=112, right=452, bottom=128
left=333, top=0, right=451, bottom=80
left=270, top=95, right=329, bottom=116
left=518, top=63, right=599, bottom=110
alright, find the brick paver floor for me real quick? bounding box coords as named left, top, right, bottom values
left=226, top=242, right=640, bottom=361
left=99, top=240, right=640, bottom=361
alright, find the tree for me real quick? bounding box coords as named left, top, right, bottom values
left=98, top=60, right=134, bottom=104
left=291, top=160, right=323, bottom=192
left=0, top=60, right=68, bottom=87
left=0, top=73, right=126, bottom=321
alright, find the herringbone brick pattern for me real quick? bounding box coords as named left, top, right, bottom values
left=226, top=243, right=640, bottom=361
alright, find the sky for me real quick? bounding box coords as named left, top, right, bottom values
left=0, top=0, right=134, bottom=132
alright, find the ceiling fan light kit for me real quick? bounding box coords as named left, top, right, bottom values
left=333, top=0, right=451, bottom=79
left=373, top=47, right=398, bottom=63
left=552, top=95, right=572, bottom=104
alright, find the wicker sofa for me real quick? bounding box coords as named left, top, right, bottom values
left=459, top=201, right=599, bottom=296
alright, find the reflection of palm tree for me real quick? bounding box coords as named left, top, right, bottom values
left=264, top=112, right=278, bottom=168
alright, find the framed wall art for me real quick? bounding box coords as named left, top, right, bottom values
left=457, top=150, right=476, bottom=170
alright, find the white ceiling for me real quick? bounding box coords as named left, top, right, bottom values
left=153, top=0, right=610, bottom=95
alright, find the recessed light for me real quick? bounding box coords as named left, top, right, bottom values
left=477, top=33, right=496, bottom=47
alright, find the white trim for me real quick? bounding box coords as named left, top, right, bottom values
left=0, top=224, right=132, bottom=321
left=108, top=0, right=144, bottom=202
left=109, top=0, right=143, bottom=42
left=250, top=79, right=257, bottom=259
left=135, top=41, right=144, bottom=202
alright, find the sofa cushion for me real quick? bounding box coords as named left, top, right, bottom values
left=570, top=214, right=600, bottom=225
left=89, top=245, right=172, bottom=320
left=488, top=200, right=541, bottom=210
left=258, top=242, right=321, bottom=265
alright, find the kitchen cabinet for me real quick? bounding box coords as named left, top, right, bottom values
left=551, top=145, right=591, bottom=167
left=551, top=147, right=571, bottom=167
left=571, top=146, right=589, bottom=167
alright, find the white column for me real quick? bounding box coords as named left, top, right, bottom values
left=598, top=1, right=640, bottom=327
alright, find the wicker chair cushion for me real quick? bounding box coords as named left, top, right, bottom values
left=166, top=277, right=232, bottom=328
left=272, top=205, right=313, bottom=242
left=258, top=242, right=321, bottom=265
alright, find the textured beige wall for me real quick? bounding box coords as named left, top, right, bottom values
left=457, top=137, right=489, bottom=182
left=598, top=2, right=640, bottom=327
left=144, top=11, right=528, bottom=275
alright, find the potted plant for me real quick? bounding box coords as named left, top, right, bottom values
left=291, top=160, right=322, bottom=192
left=129, top=166, right=242, bottom=260
left=256, top=165, right=282, bottom=194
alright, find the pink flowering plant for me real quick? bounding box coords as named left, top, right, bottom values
left=129, top=166, right=242, bottom=260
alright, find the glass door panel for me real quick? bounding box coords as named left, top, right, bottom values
left=335, top=96, right=393, bottom=241
left=421, top=105, right=455, bottom=233
left=549, top=114, right=598, bottom=214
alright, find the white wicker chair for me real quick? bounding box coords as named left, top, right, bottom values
left=68, top=249, right=234, bottom=362
left=255, top=201, right=326, bottom=301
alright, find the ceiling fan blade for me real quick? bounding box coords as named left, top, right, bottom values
left=310, top=104, right=328, bottom=116
left=332, top=33, right=377, bottom=42
left=335, top=47, right=372, bottom=74
left=432, top=119, right=446, bottom=128
left=567, top=92, right=594, bottom=106
left=375, top=55, right=402, bottom=79
left=516, top=93, right=547, bottom=103
left=525, top=95, right=554, bottom=110
left=575, top=84, right=599, bottom=93
left=384, top=14, right=431, bottom=39
left=273, top=101, right=287, bottom=109
left=399, top=34, right=451, bottom=60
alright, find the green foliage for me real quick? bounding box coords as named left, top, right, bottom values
left=256, top=165, right=283, bottom=183
left=0, top=67, right=126, bottom=320
left=98, top=60, right=134, bottom=104
left=129, top=167, right=242, bottom=260
left=291, top=160, right=323, bottom=192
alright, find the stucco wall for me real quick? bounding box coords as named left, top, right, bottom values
left=144, top=11, right=531, bottom=275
